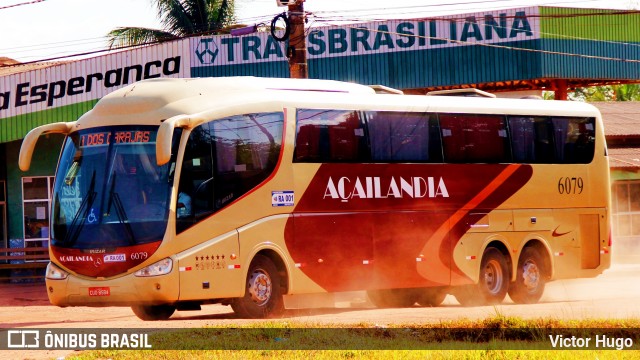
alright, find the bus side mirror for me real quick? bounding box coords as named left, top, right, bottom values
left=156, top=115, right=192, bottom=166
left=19, top=122, right=74, bottom=171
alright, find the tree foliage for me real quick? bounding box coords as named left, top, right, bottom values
left=107, top=0, right=235, bottom=48
left=569, top=84, right=640, bottom=102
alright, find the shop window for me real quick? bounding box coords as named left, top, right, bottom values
left=22, top=176, right=54, bottom=248
left=0, top=180, right=5, bottom=249
left=611, top=181, right=640, bottom=237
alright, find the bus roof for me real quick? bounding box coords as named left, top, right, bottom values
left=77, top=77, right=601, bottom=130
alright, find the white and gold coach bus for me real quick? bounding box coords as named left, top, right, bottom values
left=19, top=77, right=611, bottom=320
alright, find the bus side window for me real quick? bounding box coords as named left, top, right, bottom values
left=552, top=117, right=595, bottom=164
left=178, top=113, right=283, bottom=233
left=508, top=116, right=555, bottom=163
left=366, top=111, right=442, bottom=162
left=211, top=112, right=283, bottom=208
left=440, top=114, right=511, bottom=163
left=295, top=124, right=322, bottom=162
left=295, top=110, right=368, bottom=162
left=178, top=124, right=215, bottom=233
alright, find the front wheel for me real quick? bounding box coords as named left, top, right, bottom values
left=508, top=247, right=547, bottom=304
left=454, top=248, right=509, bottom=306
left=231, top=255, right=284, bottom=318
left=131, top=304, right=176, bottom=321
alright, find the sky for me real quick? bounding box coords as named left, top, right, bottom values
left=0, top=0, right=636, bottom=63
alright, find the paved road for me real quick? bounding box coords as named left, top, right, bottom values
left=2, top=264, right=640, bottom=326
left=2, top=263, right=639, bottom=359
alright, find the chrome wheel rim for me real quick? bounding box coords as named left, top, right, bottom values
left=521, top=260, right=540, bottom=292
left=248, top=269, right=272, bottom=306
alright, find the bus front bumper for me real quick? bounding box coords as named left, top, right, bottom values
left=45, top=268, right=179, bottom=307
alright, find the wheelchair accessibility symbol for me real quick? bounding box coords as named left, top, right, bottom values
left=87, top=208, right=97, bottom=224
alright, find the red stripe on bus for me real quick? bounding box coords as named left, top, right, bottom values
left=418, top=164, right=522, bottom=284
left=286, top=164, right=533, bottom=292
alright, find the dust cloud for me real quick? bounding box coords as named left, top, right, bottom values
left=283, top=246, right=640, bottom=316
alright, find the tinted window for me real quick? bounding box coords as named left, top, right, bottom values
left=552, top=117, right=595, bottom=164
left=211, top=113, right=283, bottom=208
left=293, top=109, right=596, bottom=165
left=366, top=111, right=442, bottom=162
left=295, top=110, right=368, bottom=162
left=180, top=125, right=215, bottom=223
left=440, top=114, right=511, bottom=163
left=178, top=112, right=283, bottom=233
left=508, top=116, right=555, bottom=163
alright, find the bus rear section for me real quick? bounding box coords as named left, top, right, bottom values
left=285, top=105, right=610, bottom=307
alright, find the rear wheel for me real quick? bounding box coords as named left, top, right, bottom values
left=508, top=247, right=546, bottom=304
left=131, top=304, right=175, bottom=321
left=454, top=247, right=509, bottom=306
left=367, top=288, right=418, bottom=308
left=231, top=255, right=284, bottom=318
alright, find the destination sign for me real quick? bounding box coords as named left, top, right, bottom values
left=79, top=130, right=153, bottom=148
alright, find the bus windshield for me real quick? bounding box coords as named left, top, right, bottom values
left=52, top=126, right=178, bottom=249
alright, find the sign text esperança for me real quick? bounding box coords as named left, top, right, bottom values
left=0, top=56, right=181, bottom=111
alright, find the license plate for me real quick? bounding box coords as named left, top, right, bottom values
left=88, top=287, right=110, bottom=296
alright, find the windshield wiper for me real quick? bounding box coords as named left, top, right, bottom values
left=64, top=170, right=97, bottom=246
left=106, top=171, right=136, bottom=246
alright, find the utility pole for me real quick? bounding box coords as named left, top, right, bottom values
left=287, top=1, right=308, bottom=79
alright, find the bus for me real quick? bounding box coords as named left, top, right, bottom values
left=19, top=77, right=611, bottom=320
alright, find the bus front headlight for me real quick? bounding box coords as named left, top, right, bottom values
left=134, top=258, right=173, bottom=277
left=46, top=262, right=68, bottom=280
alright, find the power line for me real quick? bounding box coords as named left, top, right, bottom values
left=305, top=0, right=630, bottom=18
left=0, top=0, right=46, bottom=11
left=309, top=10, right=640, bottom=50
left=2, top=3, right=633, bottom=61
left=311, top=8, right=640, bottom=24
left=4, top=5, right=640, bottom=65
left=317, top=21, right=640, bottom=64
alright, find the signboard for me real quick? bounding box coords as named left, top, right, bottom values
left=0, top=40, right=190, bottom=119
left=190, top=7, right=539, bottom=67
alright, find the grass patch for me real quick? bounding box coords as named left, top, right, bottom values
left=66, top=316, right=640, bottom=359
left=67, top=349, right=640, bottom=360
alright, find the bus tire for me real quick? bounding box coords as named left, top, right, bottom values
left=131, top=304, right=175, bottom=321
left=508, top=247, right=546, bottom=304
left=367, top=288, right=418, bottom=308
left=454, top=248, right=509, bottom=306
left=416, top=287, right=447, bottom=307
left=231, top=255, right=284, bottom=318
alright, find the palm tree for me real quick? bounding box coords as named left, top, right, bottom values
left=108, top=0, right=235, bottom=49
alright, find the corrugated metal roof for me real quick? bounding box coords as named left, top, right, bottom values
left=590, top=101, right=640, bottom=137
left=608, top=147, right=640, bottom=168
left=0, top=61, right=66, bottom=76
